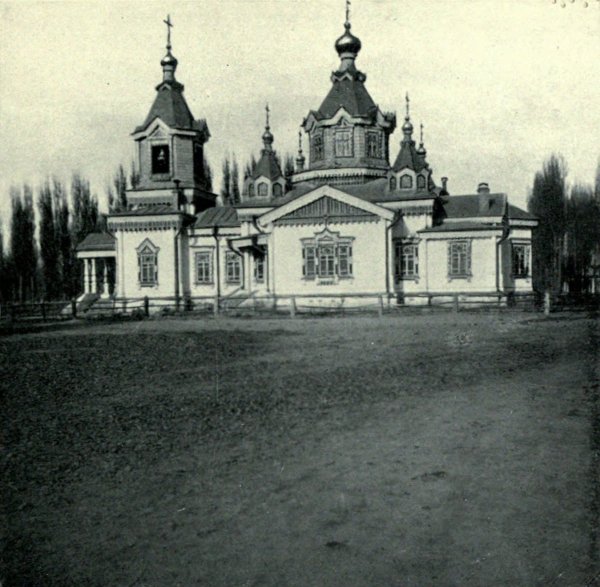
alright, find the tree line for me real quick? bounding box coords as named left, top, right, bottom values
left=527, top=155, right=600, bottom=294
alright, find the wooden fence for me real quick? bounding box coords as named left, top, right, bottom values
left=1, top=291, right=597, bottom=323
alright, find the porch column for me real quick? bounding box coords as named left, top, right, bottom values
left=101, top=260, right=109, bottom=297
left=91, top=258, right=97, bottom=294
left=83, top=259, right=90, bottom=294
left=244, top=250, right=251, bottom=291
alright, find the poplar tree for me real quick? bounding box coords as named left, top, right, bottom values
left=527, top=155, right=568, bottom=293
left=201, top=155, right=213, bottom=193
left=231, top=157, right=241, bottom=205
left=10, top=185, right=37, bottom=301
left=38, top=180, right=60, bottom=299
left=221, top=158, right=232, bottom=206
left=53, top=178, right=73, bottom=298
left=284, top=154, right=295, bottom=191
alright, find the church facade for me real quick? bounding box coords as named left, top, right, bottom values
left=78, top=10, right=537, bottom=309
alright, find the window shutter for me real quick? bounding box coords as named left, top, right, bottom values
left=447, top=243, right=452, bottom=276
left=466, top=241, right=472, bottom=274
left=154, top=254, right=158, bottom=284
left=137, top=254, right=141, bottom=283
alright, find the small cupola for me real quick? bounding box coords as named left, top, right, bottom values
left=242, top=105, right=286, bottom=202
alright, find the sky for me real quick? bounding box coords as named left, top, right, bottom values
left=0, top=0, right=599, bottom=227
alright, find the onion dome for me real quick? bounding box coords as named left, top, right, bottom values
left=161, top=49, right=178, bottom=68
left=335, top=22, right=362, bottom=56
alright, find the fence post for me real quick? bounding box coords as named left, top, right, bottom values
left=71, top=298, right=77, bottom=318
left=453, top=294, right=459, bottom=313
left=544, top=291, right=551, bottom=316
left=144, top=296, right=149, bottom=317
left=213, top=295, right=219, bottom=317
left=378, top=295, right=384, bottom=318
left=290, top=296, right=296, bottom=319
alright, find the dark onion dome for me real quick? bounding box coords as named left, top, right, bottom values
left=262, top=127, right=274, bottom=147
left=335, top=22, right=362, bottom=56
left=417, top=143, right=427, bottom=156
left=402, top=117, right=414, bottom=135
left=161, top=49, right=178, bottom=67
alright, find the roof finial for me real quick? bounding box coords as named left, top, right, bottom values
left=345, top=0, right=351, bottom=27
left=262, top=104, right=274, bottom=151
left=419, top=122, right=424, bottom=145
left=298, top=130, right=303, bottom=154
left=164, top=14, right=173, bottom=50
left=265, top=103, right=270, bottom=130
left=405, top=92, right=410, bottom=120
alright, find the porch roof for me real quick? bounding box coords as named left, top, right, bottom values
left=76, top=232, right=116, bottom=252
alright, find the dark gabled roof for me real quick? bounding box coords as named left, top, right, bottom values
left=76, top=232, right=115, bottom=251
left=392, top=140, right=427, bottom=173
left=252, top=151, right=282, bottom=181
left=340, top=178, right=435, bottom=203
left=442, top=194, right=506, bottom=218
left=110, top=204, right=183, bottom=216
left=235, top=182, right=318, bottom=209
left=420, top=221, right=504, bottom=233
left=317, top=77, right=377, bottom=119
left=508, top=204, right=537, bottom=220
left=194, top=207, right=240, bottom=228
left=135, top=83, right=208, bottom=134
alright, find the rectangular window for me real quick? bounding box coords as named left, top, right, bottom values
left=366, top=132, right=380, bottom=158
left=448, top=240, right=471, bottom=277
left=151, top=145, right=170, bottom=174
left=312, top=135, right=324, bottom=161
left=195, top=250, right=213, bottom=284
left=338, top=243, right=353, bottom=277
left=254, top=255, right=265, bottom=283
left=401, top=244, right=419, bottom=277
left=225, top=252, right=242, bottom=284
left=512, top=243, right=530, bottom=278
left=138, top=251, right=158, bottom=286
left=318, top=244, right=336, bottom=277
left=335, top=130, right=353, bottom=157
left=302, top=245, right=317, bottom=278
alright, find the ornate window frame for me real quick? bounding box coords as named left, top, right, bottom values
left=394, top=240, right=419, bottom=281
left=136, top=238, right=159, bottom=287
left=312, top=132, right=324, bottom=162
left=254, top=255, right=265, bottom=283
left=389, top=176, right=397, bottom=191
left=301, top=228, right=354, bottom=284
left=334, top=127, right=354, bottom=158
left=366, top=131, right=381, bottom=158
left=416, top=174, right=426, bottom=190
left=273, top=183, right=283, bottom=198
left=151, top=144, right=170, bottom=176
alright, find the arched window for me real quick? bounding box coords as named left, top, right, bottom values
left=417, top=175, right=426, bottom=190
left=258, top=182, right=268, bottom=197
left=400, top=174, right=413, bottom=189
left=248, top=183, right=255, bottom=198
left=312, top=134, right=324, bottom=161
left=389, top=176, right=397, bottom=191
left=273, top=183, right=283, bottom=198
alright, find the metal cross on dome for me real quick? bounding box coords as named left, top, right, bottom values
left=265, top=103, right=270, bottom=129
left=164, top=14, right=173, bottom=48
left=346, top=0, right=351, bottom=24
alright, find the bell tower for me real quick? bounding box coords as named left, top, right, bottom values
left=127, top=15, right=215, bottom=214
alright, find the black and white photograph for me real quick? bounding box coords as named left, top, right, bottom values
left=1, top=0, right=599, bottom=584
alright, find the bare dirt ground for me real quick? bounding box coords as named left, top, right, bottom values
left=1, top=312, right=599, bottom=586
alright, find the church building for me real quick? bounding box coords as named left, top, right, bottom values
left=77, top=8, right=537, bottom=310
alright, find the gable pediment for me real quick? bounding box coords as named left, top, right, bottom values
left=259, top=185, right=394, bottom=227
left=275, top=196, right=377, bottom=225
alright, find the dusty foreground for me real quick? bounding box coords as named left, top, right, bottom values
left=1, top=313, right=599, bottom=586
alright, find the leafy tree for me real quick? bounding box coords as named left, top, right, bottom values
left=527, top=155, right=568, bottom=293
left=38, top=180, right=60, bottom=299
